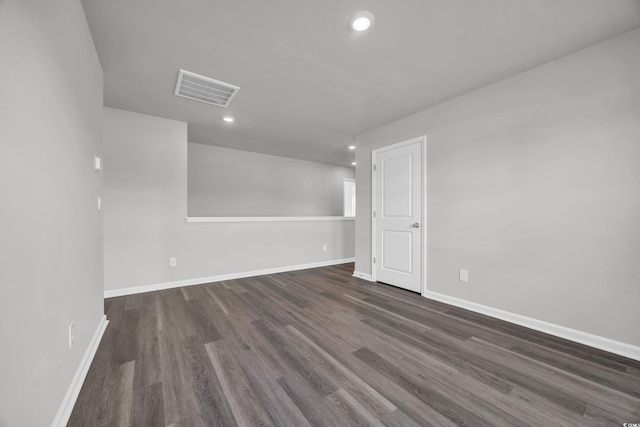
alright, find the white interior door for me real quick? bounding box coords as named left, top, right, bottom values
left=373, top=138, right=424, bottom=293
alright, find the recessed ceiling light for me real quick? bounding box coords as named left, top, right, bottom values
left=223, top=116, right=235, bottom=123
left=351, top=162, right=357, bottom=166
left=351, top=11, right=374, bottom=32
left=348, top=145, right=356, bottom=150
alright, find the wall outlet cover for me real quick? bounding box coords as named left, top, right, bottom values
left=68, top=321, right=75, bottom=349
left=459, top=269, right=469, bottom=282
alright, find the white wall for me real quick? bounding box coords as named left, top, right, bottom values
left=104, top=108, right=355, bottom=292
left=103, top=108, right=187, bottom=290
left=355, top=28, right=640, bottom=347
left=0, top=1, right=104, bottom=425
left=189, top=143, right=354, bottom=216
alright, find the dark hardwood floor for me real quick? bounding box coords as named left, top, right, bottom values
left=69, top=263, right=640, bottom=426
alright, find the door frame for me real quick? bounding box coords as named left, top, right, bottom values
left=371, top=135, right=427, bottom=295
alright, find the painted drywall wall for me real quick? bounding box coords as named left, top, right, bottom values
left=103, top=108, right=188, bottom=290
left=188, top=143, right=354, bottom=216
left=103, top=108, right=354, bottom=291
left=355, top=28, right=640, bottom=347
left=0, top=1, right=104, bottom=425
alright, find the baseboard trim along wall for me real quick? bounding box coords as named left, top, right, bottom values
left=104, top=258, right=356, bottom=298
left=424, top=291, right=640, bottom=362
left=352, top=271, right=374, bottom=281
left=51, top=315, right=109, bottom=427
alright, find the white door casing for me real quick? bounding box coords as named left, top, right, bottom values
left=372, top=137, right=426, bottom=293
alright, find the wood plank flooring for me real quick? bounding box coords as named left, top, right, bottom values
left=69, top=263, right=640, bottom=426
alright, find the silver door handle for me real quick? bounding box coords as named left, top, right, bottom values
left=412, top=223, right=420, bottom=228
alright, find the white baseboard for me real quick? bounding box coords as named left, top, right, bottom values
left=104, top=258, right=355, bottom=298
left=51, top=314, right=109, bottom=427
left=353, top=271, right=374, bottom=281
left=424, top=291, right=640, bottom=362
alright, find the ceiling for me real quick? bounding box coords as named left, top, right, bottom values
left=81, top=0, right=640, bottom=167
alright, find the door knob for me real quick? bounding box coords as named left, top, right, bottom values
left=412, top=223, right=420, bottom=228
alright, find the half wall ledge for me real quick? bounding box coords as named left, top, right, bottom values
left=185, top=216, right=356, bottom=223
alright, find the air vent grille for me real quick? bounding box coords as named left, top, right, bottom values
left=174, top=69, right=239, bottom=108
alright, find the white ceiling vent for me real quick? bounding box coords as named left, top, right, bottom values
left=174, top=69, right=239, bottom=108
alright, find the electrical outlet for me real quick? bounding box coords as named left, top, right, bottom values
left=459, top=269, right=468, bottom=283
left=94, top=155, right=102, bottom=171
left=322, top=244, right=327, bottom=252
left=68, top=321, right=75, bottom=349
left=169, top=257, right=177, bottom=267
